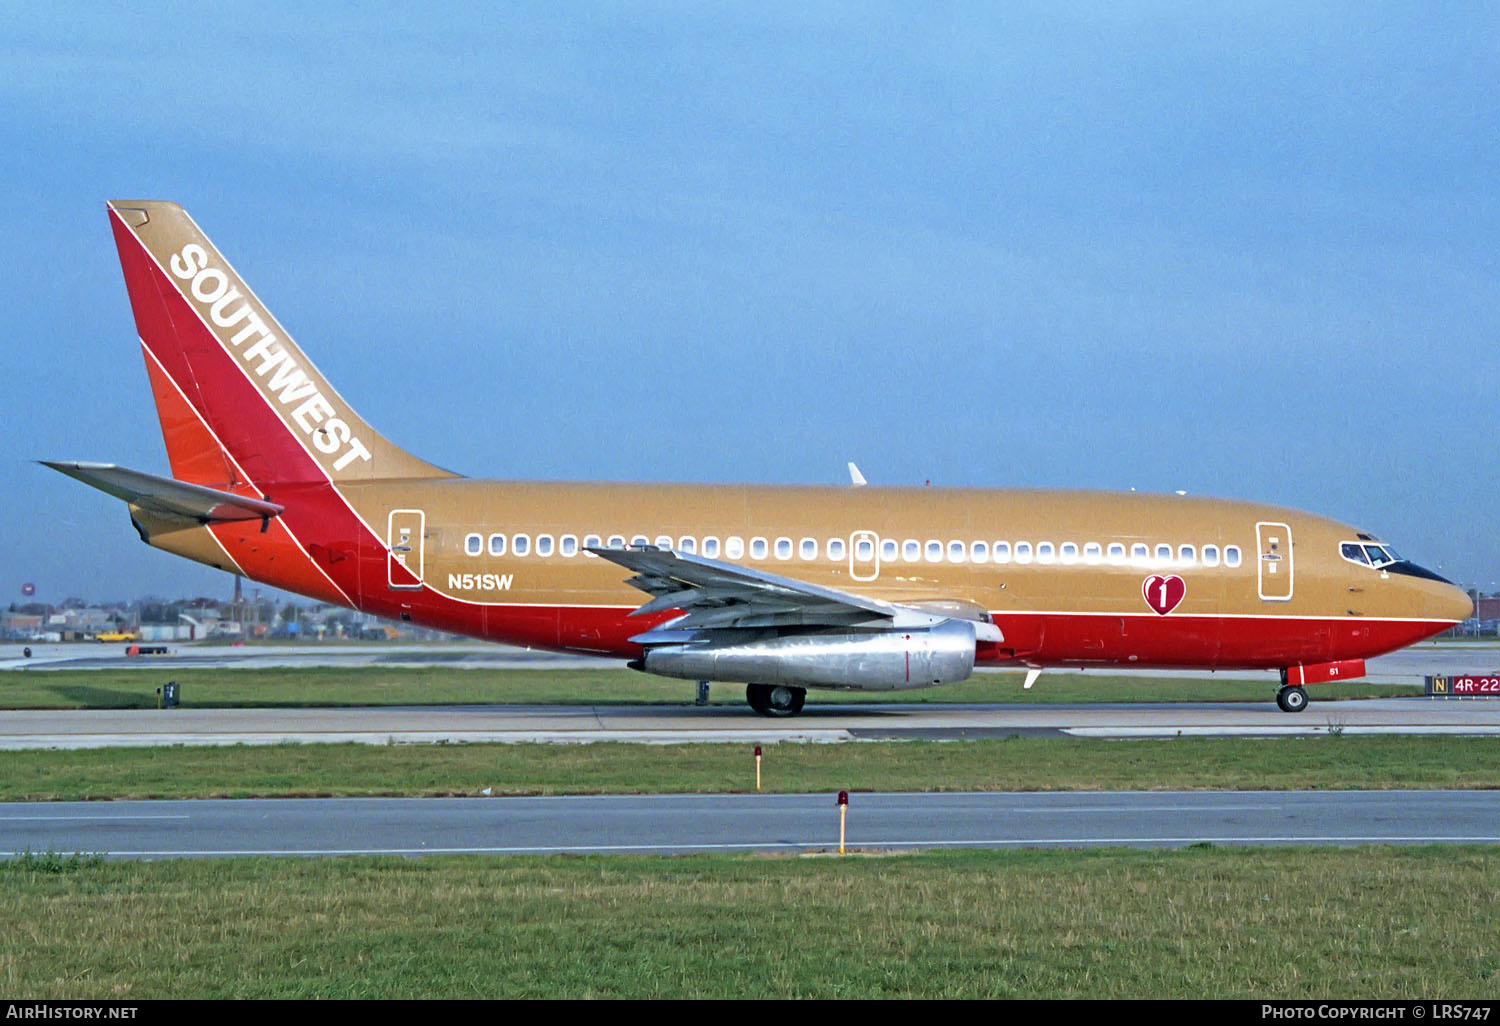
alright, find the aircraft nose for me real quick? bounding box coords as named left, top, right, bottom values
left=1438, top=582, right=1475, bottom=624
left=1383, top=561, right=1473, bottom=623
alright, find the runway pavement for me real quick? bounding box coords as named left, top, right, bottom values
left=4, top=790, right=1497, bottom=858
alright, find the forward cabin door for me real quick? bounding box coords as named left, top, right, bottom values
left=1256, top=521, right=1293, bottom=601
left=387, top=509, right=426, bottom=590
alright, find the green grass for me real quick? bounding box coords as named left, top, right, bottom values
left=2, top=846, right=1498, bottom=998
left=6, top=734, right=1500, bottom=801
left=0, top=665, right=1423, bottom=709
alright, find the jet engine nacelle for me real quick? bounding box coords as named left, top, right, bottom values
left=635, top=617, right=979, bottom=691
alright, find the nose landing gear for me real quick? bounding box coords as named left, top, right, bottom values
left=1276, top=684, right=1309, bottom=713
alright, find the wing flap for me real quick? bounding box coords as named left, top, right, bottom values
left=589, top=545, right=1001, bottom=637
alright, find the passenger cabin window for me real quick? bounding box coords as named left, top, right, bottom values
left=1203, top=544, right=1220, bottom=567
left=881, top=538, right=898, bottom=561
left=1155, top=544, right=1172, bottom=563
left=488, top=533, right=506, bottom=556
left=1130, top=543, right=1149, bottom=564
left=655, top=535, right=673, bottom=550
left=678, top=536, right=697, bottom=554
left=827, top=538, right=846, bottom=561
left=750, top=537, right=769, bottom=560
left=1107, top=543, right=1126, bottom=564
left=801, top=538, right=818, bottom=560
left=1178, top=544, right=1196, bottom=565
left=856, top=537, right=875, bottom=561
left=775, top=537, right=793, bottom=560
left=993, top=542, right=1012, bottom=563
left=703, top=537, right=721, bottom=558
left=1014, top=542, right=1033, bottom=564
left=631, top=535, right=649, bottom=548
left=971, top=541, right=990, bottom=563
left=513, top=534, right=531, bottom=557
left=925, top=540, right=943, bottom=563
left=1060, top=542, right=1079, bottom=564
left=1224, top=545, right=1241, bottom=568
left=465, top=533, right=482, bottom=556
left=904, top=539, right=921, bottom=562
left=560, top=535, right=578, bottom=557
left=607, top=534, right=625, bottom=549
left=726, top=537, right=745, bottom=559
left=584, top=534, right=601, bottom=556
left=1036, top=542, right=1055, bottom=564
left=1084, top=542, right=1103, bottom=564
left=947, top=540, right=966, bottom=563
left=536, top=535, right=554, bottom=557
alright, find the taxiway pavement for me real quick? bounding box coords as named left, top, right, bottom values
left=4, top=790, right=1497, bottom=858
left=4, top=640, right=1496, bottom=684
left=3, top=696, right=1500, bottom=749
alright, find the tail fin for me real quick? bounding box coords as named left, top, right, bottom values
left=107, top=200, right=454, bottom=487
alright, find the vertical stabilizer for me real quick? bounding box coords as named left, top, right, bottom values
left=108, top=200, right=454, bottom=486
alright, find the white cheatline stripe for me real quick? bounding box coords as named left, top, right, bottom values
left=990, top=608, right=1458, bottom=624
left=135, top=340, right=248, bottom=578
left=137, top=337, right=354, bottom=606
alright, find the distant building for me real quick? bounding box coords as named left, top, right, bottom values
left=1, top=613, right=42, bottom=639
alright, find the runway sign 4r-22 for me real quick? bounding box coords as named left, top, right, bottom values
left=1426, top=675, right=1500, bottom=696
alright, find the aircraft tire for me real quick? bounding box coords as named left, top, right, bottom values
left=1276, top=685, right=1309, bottom=714
left=747, top=683, right=806, bottom=717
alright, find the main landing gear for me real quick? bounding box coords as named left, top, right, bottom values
left=747, top=683, right=806, bottom=717
left=1276, top=684, right=1309, bottom=713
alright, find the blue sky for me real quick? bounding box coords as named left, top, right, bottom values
left=2, top=2, right=1497, bottom=603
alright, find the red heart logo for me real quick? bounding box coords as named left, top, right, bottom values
left=1142, top=574, right=1186, bottom=615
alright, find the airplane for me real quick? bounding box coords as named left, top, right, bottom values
left=45, top=200, right=1474, bottom=716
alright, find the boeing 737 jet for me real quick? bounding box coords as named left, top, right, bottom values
left=46, top=201, right=1473, bottom=715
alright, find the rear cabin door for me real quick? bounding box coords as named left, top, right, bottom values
left=1256, top=521, right=1293, bottom=601
left=387, top=509, right=425, bottom=590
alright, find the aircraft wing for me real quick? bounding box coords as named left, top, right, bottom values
left=41, top=461, right=284, bottom=523
left=588, top=545, right=1001, bottom=640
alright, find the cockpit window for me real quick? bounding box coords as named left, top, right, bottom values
left=1342, top=541, right=1400, bottom=569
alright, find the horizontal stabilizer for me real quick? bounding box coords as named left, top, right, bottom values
left=41, top=461, right=284, bottom=523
